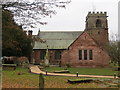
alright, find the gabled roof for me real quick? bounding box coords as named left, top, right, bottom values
left=68, top=31, right=98, bottom=48
left=33, top=31, right=83, bottom=49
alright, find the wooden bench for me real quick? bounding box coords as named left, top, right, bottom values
left=68, top=78, right=93, bottom=84
left=53, top=70, right=70, bottom=73
left=2, top=64, right=17, bottom=70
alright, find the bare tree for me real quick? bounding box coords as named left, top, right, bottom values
left=0, top=0, right=71, bottom=30
left=105, top=34, right=120, bottom=66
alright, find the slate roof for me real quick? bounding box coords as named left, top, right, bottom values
left=33, top=31, right=83, bottom=49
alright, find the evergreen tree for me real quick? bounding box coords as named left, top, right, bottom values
left=2, top=9, right=33, bottom=59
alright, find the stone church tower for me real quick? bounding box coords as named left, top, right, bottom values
left=85, top=11, right=109, bottom=47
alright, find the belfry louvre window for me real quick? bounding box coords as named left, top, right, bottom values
left=96, top=19, right=101, bottom=27
left=84, top=50, right=87, bottom=60
left=79, top=50, right=82, bottom=60
left=55, top=51, right=61, bottom=60
left=40, top=51, right=46, bottom=60
left=89, top=50, right=93, bottom=60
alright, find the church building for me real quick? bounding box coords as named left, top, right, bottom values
left=31, top=11, right=110, bottom=67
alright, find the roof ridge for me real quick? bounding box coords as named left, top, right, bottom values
left=33, top=31, right=83, bottom=49
left=39, top=31, right=83, bottom=32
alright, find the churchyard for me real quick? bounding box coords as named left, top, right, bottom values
left=2, top=66, right=119, bottom=88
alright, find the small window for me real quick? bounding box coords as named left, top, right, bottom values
left=79, top=50, right=82, bottom=60
left=98, top=31, right=100, bottom=34
left=84, top=36, right=86, bottom=39
left=84, top=50, right=87, bottom=60
left=40, top=51, right=46, bottom=60
left=89, top=50, right=93, bottom=60
left=55, top=51, right=61, bottom=60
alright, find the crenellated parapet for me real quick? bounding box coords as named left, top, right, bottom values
left=85, top=11, right=109, bottom=47
left=87, top=11, right=107, bottom=17
left=85, top=11, right=108, bottom=30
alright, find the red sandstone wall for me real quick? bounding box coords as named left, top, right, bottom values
left=33, top=50, right=63, bottom=65
left=33, top=50, right=40, bottom=64
left=61, top=50, right=69, bottom=66
left=87, top=29, right=109, bottom=47
left=61, top=32, right=110, bottom=67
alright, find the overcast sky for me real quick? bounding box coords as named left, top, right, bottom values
left=30, top=0, right=119, bottom=40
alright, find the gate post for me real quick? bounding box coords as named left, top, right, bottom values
left=39, top=73, right=44, bottom=90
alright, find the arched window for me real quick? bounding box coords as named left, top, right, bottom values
left=96, top=19, right=101, bottom=27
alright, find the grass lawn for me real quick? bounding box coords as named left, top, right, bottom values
left=45, top=67, right=118, bottom=76
left=2, top=67, right=119, bottom=88
left=2, top=67, right=39, bottom=88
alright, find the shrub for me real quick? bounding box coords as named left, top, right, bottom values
left=17, top=57, right=29, bottom=68
left=66, top=64, right=71, bottom=68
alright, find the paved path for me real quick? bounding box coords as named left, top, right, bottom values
left=29, top=65, right=118, bottom=79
